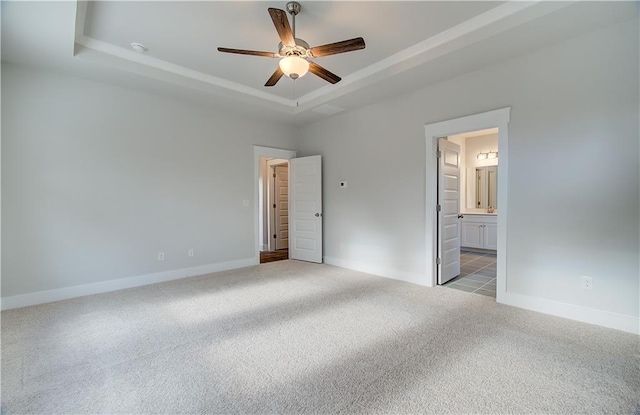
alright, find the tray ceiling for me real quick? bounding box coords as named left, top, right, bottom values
left=2, top=1, right=636, bottom=124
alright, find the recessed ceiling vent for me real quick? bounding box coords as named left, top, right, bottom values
left=312, top=104, right=344, bottom=115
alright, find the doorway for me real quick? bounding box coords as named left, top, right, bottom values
left=261, top=158, right=289, bottom=263
left=424, top=108, right=510, bottom=303
left=253, top=146, right=324, bottom=265
left=254, top=146, right=296, bottom=265
left=441, top=128, right=499, bottom=297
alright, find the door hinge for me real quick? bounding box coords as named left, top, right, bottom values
left=273, top=173, right=276, bottom=178
left=436, top=204, right=441, bottom=212
left=273, top=203, right=276, bottom=209
left=273, top=234, right=277, bottom=239
left=436, top=257, right=441, bottom=265
left=436, top=150, right=442, bottom=158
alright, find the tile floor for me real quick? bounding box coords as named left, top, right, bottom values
left=444, top=250, right=497, bottom=298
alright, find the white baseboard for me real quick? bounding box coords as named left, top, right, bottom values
left=499, top=291, right=639, bottom=335
left=324, top=256, right=638, bottom=335
left=324, top=256, right=427, bottom=286
left=1, top=257, right=258, bottom=311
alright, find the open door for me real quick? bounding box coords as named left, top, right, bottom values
left=438, top=138, right=461, bottom=284
left=289, top=155, right=322, bottom=263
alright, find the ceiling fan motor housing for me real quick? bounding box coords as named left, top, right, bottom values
left=217, top=2, right=364, bottom=86
left=278, top=39, right=310, bottom=58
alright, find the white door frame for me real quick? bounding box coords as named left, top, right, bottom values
left=424, top=108, right=510, bottom=303
left=253, top=146, right=297, bottom=264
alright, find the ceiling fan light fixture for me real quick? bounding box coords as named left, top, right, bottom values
left=279, top=56, right=309, bottom=79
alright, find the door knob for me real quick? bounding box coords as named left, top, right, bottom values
left=315, top=213, right=321, bottom=217
left=457, top=214, right=464, bottom=219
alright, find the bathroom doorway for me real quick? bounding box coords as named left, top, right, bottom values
left=441, top=129, right=499, bottom=297
left=424, top=108, right=510, bottom=302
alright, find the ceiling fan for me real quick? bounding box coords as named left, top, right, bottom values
left=217, top=2, right=366, bottom=87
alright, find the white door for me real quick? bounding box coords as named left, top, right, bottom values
left=274, top=165, right=289, bottom=250
left=438, top=138, right=461, bottom=284
left=289, top=155, right=322, bottom=263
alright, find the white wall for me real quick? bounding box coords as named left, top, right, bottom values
left=465, top=133, right=499, bottom=211
left=466, top=133, right=498, bottom=168
left=1, top=63, right=297, bottom=299
left=298, top=19, right=639, bottom=325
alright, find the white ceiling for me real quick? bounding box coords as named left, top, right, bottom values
left=83, top=1, right=502, bottom=99
left=2, top=1, right=637, bottom=125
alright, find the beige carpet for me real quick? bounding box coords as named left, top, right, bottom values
left=2, top=260, right=639, bottom=414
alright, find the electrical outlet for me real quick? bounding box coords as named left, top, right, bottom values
left=158, top=252, right=165, bottom=261
left=581, top=276, right=593, bottom=290
left=188, top=249, right=194, bottom=257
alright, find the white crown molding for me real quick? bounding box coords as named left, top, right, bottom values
left=294, top=1, right=571, bottom=111
left=73, top=1, right=572, bottom=114
left=75, top=35, right=295, bottom=112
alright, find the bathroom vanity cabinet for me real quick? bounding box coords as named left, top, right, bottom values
left=461, top=214, right=497, bottom=250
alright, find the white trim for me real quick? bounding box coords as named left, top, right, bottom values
left=500, top=292, right=640, bottom=335
left=253, top=146, right=297, bottom=263
left=324, top=256, right=426, bottom=287
left=425, top=108, right=639, bottom=335
left=73, top=1, right=88, bottom=55
left=72, top=0, right=570, bottom=115
left=0, top=258, right=256, bottom=311
left=425, top=108, right=511, bottom=290
left=296, top=2, right=564, bottom=108
left=75, top=36, right=293, bottom=109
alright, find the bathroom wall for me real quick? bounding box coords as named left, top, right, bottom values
left=466, top=134, right=498, bottom=168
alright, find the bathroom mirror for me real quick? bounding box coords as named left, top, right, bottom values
left=466, top=166, right=497, bottom=210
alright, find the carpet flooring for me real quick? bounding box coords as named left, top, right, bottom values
left=2, top=260, right=639, bottom=414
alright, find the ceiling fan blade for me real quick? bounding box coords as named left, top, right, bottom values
left=265, top=67, right=285, bottom=87
left=268, top=8, right=295, bottom=47
left=217, top=47, right=277, bottom=58
left=308, top=61, right=341, bottom=84
left=309, top=37, right=366, bottom=58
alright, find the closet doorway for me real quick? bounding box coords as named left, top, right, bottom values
left=265, top=159, right=289, bottom=263
left=259, top=158, right=290, bottom=264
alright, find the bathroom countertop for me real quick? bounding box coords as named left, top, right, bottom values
left=461, top=212, right=498, bottom=216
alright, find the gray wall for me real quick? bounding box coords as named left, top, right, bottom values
left=298, top=19, right=639, bottom=318
left=1, top=64, right=296, bottom=297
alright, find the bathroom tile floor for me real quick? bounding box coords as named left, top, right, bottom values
left=444, top=250, right=497, bottom=298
